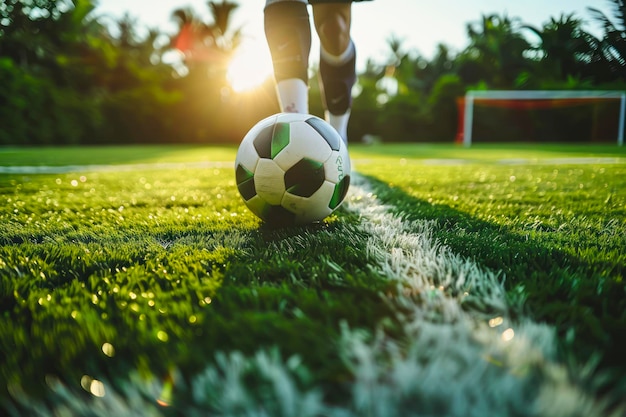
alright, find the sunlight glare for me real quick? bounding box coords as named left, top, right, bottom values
left=227, top=40, right=273, bottom=93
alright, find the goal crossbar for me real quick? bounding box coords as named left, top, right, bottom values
left=462, top=90, right=626, bottom=146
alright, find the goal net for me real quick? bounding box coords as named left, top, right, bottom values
left=457, top=90, right=625, bottom=146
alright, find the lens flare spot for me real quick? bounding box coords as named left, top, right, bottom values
left=489, top=317, right=504, bottom=327
left=502, top=328, right=515, bottom=342
left=102, top=342, right=115, bottom=357
left=90, top=380, right=106, bottom=397
left=81, top=375, right=106, bottom=397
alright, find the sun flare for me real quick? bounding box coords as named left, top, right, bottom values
left=227, top=41, right=274, bottom=93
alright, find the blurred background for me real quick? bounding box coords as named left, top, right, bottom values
left=0, top=0, right=623, bottom=146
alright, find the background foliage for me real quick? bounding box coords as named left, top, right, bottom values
left=0, top=0, right=625, bottom=145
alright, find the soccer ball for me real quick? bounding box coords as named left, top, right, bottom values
left=235, top=113, right=351, bottom=226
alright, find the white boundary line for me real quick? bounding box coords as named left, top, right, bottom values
left=337, top=173, right=622, bottom=417
left=1, top=157, right=624, bottom=174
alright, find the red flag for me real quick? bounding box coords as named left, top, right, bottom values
left=172, top=23, right=194, bottom=53
left=172, top=23, right=224, bottom=63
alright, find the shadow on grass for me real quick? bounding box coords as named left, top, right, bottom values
left=0, top=210, right=397, bottom=413
left=361, top=174, right=626, bottom=401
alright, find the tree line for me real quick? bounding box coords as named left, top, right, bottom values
left=0, top=0, right=624, bottom=146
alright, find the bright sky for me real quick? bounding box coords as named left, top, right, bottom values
left=94, top=0, right=612, bottom=89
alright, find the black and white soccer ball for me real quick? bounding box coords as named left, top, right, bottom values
left=235, top=113, right=351, bottom=226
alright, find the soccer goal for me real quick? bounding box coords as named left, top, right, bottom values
left=458, top=90, right=626, bottom=146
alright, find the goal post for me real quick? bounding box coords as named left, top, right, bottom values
left=460, top=90, right=626, bottom=147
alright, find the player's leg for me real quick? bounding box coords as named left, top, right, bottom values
left=264, top=0, right=311, bottom=114
left=312, top=2, right=356, bottom=143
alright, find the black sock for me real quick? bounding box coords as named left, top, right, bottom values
left=319, top=41, right=356, bottom=115
left=264, top=1, right=311, bottom=84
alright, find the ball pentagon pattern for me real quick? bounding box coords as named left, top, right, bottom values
left=235, top=113, right=351, bottom=226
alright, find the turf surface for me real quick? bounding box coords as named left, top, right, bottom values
left=1, top=144, right=625, bottom=414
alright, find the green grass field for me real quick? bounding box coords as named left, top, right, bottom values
left=1, top=144, right=625, bottom=416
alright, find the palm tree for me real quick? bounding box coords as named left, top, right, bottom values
left=208, top=0, right=239, bottom=46
left=524, top=14, right=598, bottom=82
left=588, top=0, right=626, bottom=81
left=170, top=1, right=241, bottom=70
left=375, top=35, right=455, bottom=97
left=0, top=0, right=100, bottom=73
left=415, top=44, right=455, bottom=94
left=168, top=1, right=245, bottom=142
left=457, top=14, right=532, bottom=88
